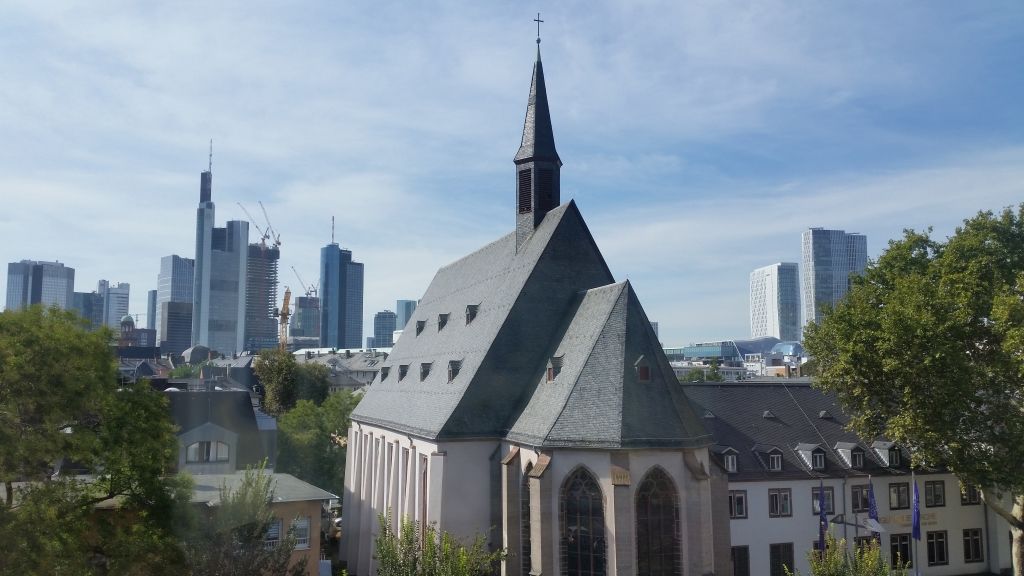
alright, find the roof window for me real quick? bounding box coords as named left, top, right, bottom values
left=438, top=313, right=449, bottom=331
left=811, top=449, right=826, bottom=470
left=380, top=367, right=390, bottom=381
left=415, top=320, right=425, bottom=336
left=448, top=360, right=462, bottom=382
left=763, top=410, right=776, bottom=419
left=420, top=362, right=432, bottom=381
left=398, top=365, right=409, bottom=381
left=634, top=355, right=651, bottom=382
left=546, top=355, right=564, bottom=382
left=465, top=304, right=479, bottom=325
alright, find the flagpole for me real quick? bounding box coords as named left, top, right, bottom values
left=912, top=471, right=920, bottom=576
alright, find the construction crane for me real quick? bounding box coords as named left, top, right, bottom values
left=258, top=201, right=281, bottom=249
left=276, top=287, right=291, bottom=351
left=291, top=266, right=317, bottom=298
left=237, top=202, right=271, bottom=247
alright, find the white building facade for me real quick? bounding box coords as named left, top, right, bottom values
left=749, top=263, right=800, bottom=341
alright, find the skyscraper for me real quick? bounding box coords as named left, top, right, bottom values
left=6, top=260, right=74, bottom=311
left=291, top=295, right=320, bottom=339
left=146, top=289, right=157, bottom=330
left=373, top=310, right=397, bottom=348
left=395, top=299, right=417, bottom=330
left=244, top=244, right=280, bottom=351
left=319, top=242, right=363, bottom=349
left=749, top=262, right=800, bottom=341
left=160, top=301, right=193, bottom=356
left=156, top=255, right=194, bottom=345
left=800, top=228, right=867, bottom=328
left=72, top=291, right=103, bottom=330
left=98, top=280, right=130, bottom=328
left=190, top=155, right=249, bottom=355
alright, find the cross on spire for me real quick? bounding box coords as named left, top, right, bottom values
left=534, top=13, right=543, bottom=44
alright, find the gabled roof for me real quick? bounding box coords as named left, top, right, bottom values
left=507, top=282, right=709, bottom=448
left=352, top=201, right=614, bottom=439
left=165, top=389, right=267, bottom=468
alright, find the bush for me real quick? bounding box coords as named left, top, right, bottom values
left=374, top=514, right=503, bottom=576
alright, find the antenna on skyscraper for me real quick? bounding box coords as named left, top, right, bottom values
left=208, top=139, right=213, bottom=172
left=331, top=216, right=335, bottom=244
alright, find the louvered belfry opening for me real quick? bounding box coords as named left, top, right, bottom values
left=515, top=46, right=562, bottom=251
left=518, top=169, right=533, bottom=214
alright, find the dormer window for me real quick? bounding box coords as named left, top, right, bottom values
left=398, top=365, right=409, bottom=380
left=724, top=453, right=737, bottom=473
left=438, top=314, right=449, bottom=331
left=420, top=363, right=432, bottom=381
left=763, top=410, right=776, bottom=419
left=634, top=355, right=651, bottom=382
left=812, top=451, right=826, bottom=470
left=415, top=321, right=425, bottom=336
left=465, top=305, right=479, bottom=325
left=186, top=441, right=229, bottom=463
left=546, top=356, right=563, bottom=382
left=889, top=448, right=901, bottom=467
left=851, top=449, right=864, bottom=469
left=769, top=453, right=783, bottom=471
left=448, top=360, right=461, bottom=382
left=380, top=367, right=390, bottom=381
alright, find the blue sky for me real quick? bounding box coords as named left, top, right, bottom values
left=1, top=1, right=1022, bottom=345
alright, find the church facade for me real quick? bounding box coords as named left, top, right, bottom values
left=340, top=45, right=731, bottom=576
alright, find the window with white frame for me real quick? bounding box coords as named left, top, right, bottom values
left=185, top=440, right=229, bottom=463
left=888, top=447, right=902, bottom=466
left=851, top=449, right=864, bottom=469
left=265, top=518, right=282, bottom=548
left=811, top=451, right=826, bottom=470
left=292, top=517, right=310, bottom=550
left=812, top=486, right=835, bottom=515
left=851, top=485, right=870, bottom=513
left=769, top=488, right=792, bottom=517
left=925, top=480, right=945, bottom=507
left=889, top=482, right=910, bottom=510
left=723, top=453, right=737, bottom=473
left=729, top=490, right=747, bottom=519
left=768, top=453, right=783, bottom=471
left=926, top=531, right=948, bottom=565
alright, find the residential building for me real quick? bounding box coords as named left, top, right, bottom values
left=295, top=348, right=386, bottom=392
left=342, top=45, right=729, bottom=576
left=6, top=260, right=74, bottom=310
left=373, top=309, right=397, bottom=348
left=146, top=289, right=157, bottom=330
left=395, top=299, right=417, bottom=330
left=244, top=244, right=280, bottom=352
left=319, top=243, right=363, bottom=349
left=98, top=280, right=130, bottom=328
left=190, top=161, right=249, bottom=355
left=72, top=291, right=104, bottom=330
left=156, top=255, right=194, bottom=344
left=800, top=229, right=867, bottom=329
left=750, top=262, right=800, bottom=341
left=684, top=380, right=1012, bottom=576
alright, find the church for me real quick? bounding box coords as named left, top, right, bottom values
left=340, top=42, right=731, bottom=576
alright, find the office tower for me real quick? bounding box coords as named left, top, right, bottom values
left=6, top=260, right=75, bottom=311
left=190, top=155, right=249, bottom=355
left=800, top=228, right=867, bottom=328
left=146, top=290, right=157, bottom=330
left=373, top=309, right=397, bottom=348
left=749, top=262, right=800, bottom=341
left=395, top=299, right=417, bottom=329
left=319, top=242, right=363, bottom=349
left=366, top=336, right=375, bottom=349
left=160, top=301, right=193, bottom=356
left=98, top=280, right=130, bottom=328
left=244, top=244, right=280, bottom=351
left=72, top=291, right=104, bottom=330
left=291, top=296, right=320, bottom=339
left=156, top=255, right=194, bottom=346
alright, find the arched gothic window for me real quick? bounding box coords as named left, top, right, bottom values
left=635, top=467, right=681, bottom=576
left=521, top=464, right=533, bottom=575
left=560, top=467, right=606, bottom=576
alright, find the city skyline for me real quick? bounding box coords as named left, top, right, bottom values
left=1, top=2, right=1022, bottom=345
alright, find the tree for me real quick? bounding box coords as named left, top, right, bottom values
left=0, top=306, right=189, bottom=575
left=277, top=390, right=360, bottom=497
left=183, top=462, right=307, bottom=576
left=785, top=534, right=906, bottom=576
left=253, top=348, right=331, bottom=415
left=804, top=205, right=1024, bottom=572
left=374, top=514, right=503, bottom=576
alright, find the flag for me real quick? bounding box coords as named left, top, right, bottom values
left=912, top=474, right=921, bottom=541
left=818, top=479, right=827, bottom=554
left=867, top=477, right=880, bottom=539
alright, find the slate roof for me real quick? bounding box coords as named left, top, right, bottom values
left=352, top=200, right=710, bottom=449
left=190, top=471, right=336, bottom=506
left=514, top=47, right=561, bottom=166
left=165, top=389, right=268, bottom=468
left=682, top=381, right=914, bottom=481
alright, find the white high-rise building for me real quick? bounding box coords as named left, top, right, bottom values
left=98, top=280, right=130, bottom=327
left=749, top=262, right=800, bottom=341
left=800, top=228, right=867, bottom=329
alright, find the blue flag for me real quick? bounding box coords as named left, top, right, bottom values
left=912, top=477, right=921, bottom=541
left=867, top=479, right=879, bottom=523
left=818, top=479, right=827, bottom=554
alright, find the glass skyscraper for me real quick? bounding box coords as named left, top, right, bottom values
left=749, top=262, right=800, bottom=341
left=98, top=280, right=130, bottom=328
left=373, top=309, right=397, bottom=348
left=6, top=260, right=74, bottom=311
left=156, top=254, right=194, bottom=344
left=395, top=299, right=417, bottom=330
left=319, top=243, right=363, bottom=349
left=800, top=228, right=867, bottom=330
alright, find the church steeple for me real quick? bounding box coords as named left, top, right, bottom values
left=515, top=43, right=562, bottom=251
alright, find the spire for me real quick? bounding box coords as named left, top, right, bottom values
left=199, top=141, right=213, bottom=203
left=514, top=46, right=561, bottom=166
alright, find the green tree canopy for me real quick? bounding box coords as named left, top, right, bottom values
left=0, top=306, right=189, bottom=575
left=277, top=390, right=360, bottom=497
left=804, top=205, right=1024, bottom=571
left=253, top=348, right=331, bottom=415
